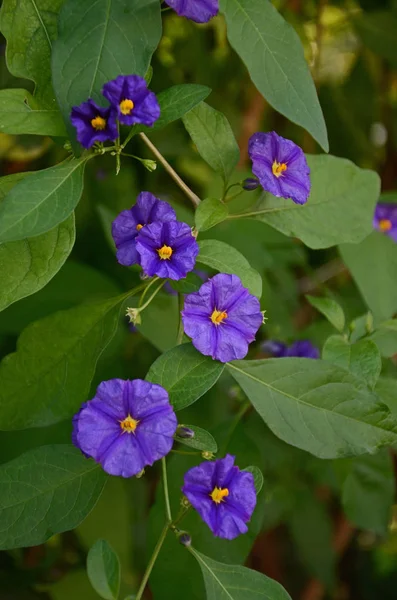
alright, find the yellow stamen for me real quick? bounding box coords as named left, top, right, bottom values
left=210, top=309, right=228, bottom=325
left=120, top=99, right=134, bottom=115
left=379, top=218, right=392, bottom=232
left=136, top=224, right=144, bottom=231
left=91, top=116, right=107, bottom=130
left=210, top=487, right=229, bottom=504
left=120, top=414, right=139, bottom=434
left=157, top=245, right=173, bottom=260
left=272, top=160, right=287, bottom=178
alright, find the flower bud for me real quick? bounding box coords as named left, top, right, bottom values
left=177, top=425, right=195, bottom=439
left=126, top=307, right=141, bottom=325
left=202, top=451, right=215, bottom=460
left=242, top=177, right=260, bottom=191
left=179, top=533, right=192, bottom=547
left=141, top=159, right=157, bottom=172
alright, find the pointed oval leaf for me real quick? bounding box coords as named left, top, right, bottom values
left=220, top=0, right=328, bottom=151
left=146, top=343, right=224, bottom=410
left=195, top=198, right=229, bottom=232
left=323, top=337, right=382, bottom=391
left=0, top=445, right=107, bottom=550
left=243, top=466, right=264, bottom=494
left=0, top=89, right=66, bottom=136
left=175, top=425, right=218, bottom=453
left=370, top=320, right=397, bottom=358
left=87, top=540, right=120, bottom=600
left=306, top=295, right=345, bottom=332
left=228, top=358, right=397, bottom=459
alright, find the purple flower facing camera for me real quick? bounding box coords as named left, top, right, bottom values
left=164, top=0, right=219, bottom=23
left=70, top=99, right=118, bottom=149
left=102, top=75, right=160, bottom=127
left=373, top=202, right=397, bottom=242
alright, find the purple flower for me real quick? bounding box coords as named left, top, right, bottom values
left=248, top=131, right=310, bottom=205
left=112, top=192, right=177, bottom=267
left=164, top=0, right=219, bottom=23
left=70, top=99, right=118, bottom=148
left=373, top=202, right=397, bottom=242
left=182, top=273, right=263, bottom=363
left=136, top=221, right=199, bottom=280
left=72, top=379, right=177, bottom=477
left=182, top=455, right=256, bottom=540
left=102, top=75, right=160, bottom=127
left=263, top=339, right=319, bottom=359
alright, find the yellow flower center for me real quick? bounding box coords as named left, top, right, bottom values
left=379, top=218, right=392, bottom=232
left=91, top=116, right=107, bottom=130
left=272, top=160, right=287, bottom=178
left=120, top=414, right=139, bottom=434
left=120, top=99, right=135, bottom=115
left=136, top=223, right=144, bottom=231
left=210, top=487, right=229, bottom=504
left=210, top=309, right=228, bottom=325
left=157, top=245, right=173, bottom=260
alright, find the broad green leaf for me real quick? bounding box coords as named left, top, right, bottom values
left=0, top=0, right=63, bottom=107
left=175, top=425, right=218, bottom=453
left=142, top=84, right=211, bottom=132
left=249, top=155, right=380, bottom=249
left=353, top=11, right=397, bottom=68
left=0, top=445, right=107, bottom=550
left=340, top=231, right=397, bottom=322
left=87, top=539, right=120, bottom=600
left=323, top=337, right=381, bottom=390
left=228, top=358, right=397, bottom=459
left=146, top=343, right=224, bottom=410
left=197, top=240, right=262, bottom=298
left=0, top=294, right=127, bottom=430
left=0, top=158, right=87, bottom=243
left=370, top=320, right=397, bottom=357
left=189, top=548, right=292, bottom=600
left=375, top=377, right=397, bottom=418
left=322, top=335, right=351, bottom=368
left=306, top=295, right=345, bottom=332
left=195, top=198, right=229, bottom=232
left=169, top=272, right=203, bottom=295
left=183, top=102, right=240, bottom=184
left=220, top=0, right=328, bottom=151
left=0, top=89, right=66, bottom=136
left=0, top=173, right=75, bottom=312
left=52, top=0, right=162, bottom=145
left=243, top=466, right=264, bottom=494
left=339, top=450, right=394, bottom=535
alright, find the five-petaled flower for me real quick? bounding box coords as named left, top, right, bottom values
left=72, top=379, right=177, bottom=477
left=182, top=454, right=256, bottom=540
left=262, top=339, right=320, bottom=359
left=70, top=99, right=118, bottom=149
left=249, top=131, right=311, bottom=205
left=164, top=0, right=219, bottom=23
left=136, top=220, right=199, bottom=280
left=373, top=202, right=397, bottom=242
left=103, top=75, right=160, bottom=127
left=112, top=192, right=177, bottom=267
left=182, top=273, right=263, bottom=363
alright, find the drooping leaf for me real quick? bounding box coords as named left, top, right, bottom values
left=0, top=294, right=127, bottom=430
left=52, top=0, right=162, bottom=145
left=370, top=320, right=397, bottom=357
left=0, top=89, right=66, bottom=136
left=220, top=0, right=328, bottom=151
left=228, top=358, right=397, bottom=459
left=306, top=295, right=345, bottom=332
left=87, top=539, right=120, bottom=600
left=189, top=548, right=292, bottom=600
left=195, top=198, right=229, bottom=232
left=175, top=425, right=218, bottom=453
left=183, top=102, right=240, bottom=184
left=323, top=337, right=381, bottom=390
left=197, top=240, right=262, bottom=298
left=248, top=155, right=380, bottom=249
left=0, top=158, right=88, bottom=243
left=0, top=0, right=63, bottom=106
left=0, top=445, right=107, bottom=550
left=146, top=343, right=224, bottom=411
left=0, top=173, right=75, bottom=312
left=353, top=10, right=397, bottom=68
left=340, top=231, right=397, bottom=322
left=243, top=466, right=264, bottom=494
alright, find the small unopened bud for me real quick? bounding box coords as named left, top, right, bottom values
left=141, top=159, right=157, bottom=172
left=181, top=496, right=191, bottom=509
left=242, top=177, right=260, bottom=191
left=135, top=468, right=145, bottom=479
left=179, top=533, right=192, bottom=547
left=176, top=425, right=195, bottom=439
left=202, top=451, right=215, bottom=460
left=126, top=307, right=141, bottom=325
left=365, top=312, right=374, bottom=334
left=63, top=141, right=72, bottom=152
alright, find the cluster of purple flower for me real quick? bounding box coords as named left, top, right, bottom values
left=261, top=339, right=320, bottom=359
left=165, top=0, right=219, bottom=23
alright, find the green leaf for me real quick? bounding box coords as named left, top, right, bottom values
left=0, top=294, right=126, bottom=430
left=197, top=240, right=262, bottom=298
left=323, top=337, right=381, bottom=391
left=375, top=377, right=397, bottom=419
left=228, top=358, right=397, bottom=459
left=175, top=425, right=218, bottom=453
left=220, top=0, right=328, bottom=151
left=306, top=295, right=345, bottom=332
left=353, top=11, right=397, bottom=68
left=0, top=173, right=75, bottom=312
left=52, top=0, right=162, bottom=146
left=340, top=231, right=397, bottom=322
left=370, top=320, right=397, bottom=358
left=0, top=445, right=107, bottom=550
left=339, top=450, right=394, bottom=536
left=0, top=158, right=87, bottom=243
left=146, top=343, right=224, bottom=411
left=322, top=335, right=351, bottom=368
left=169, top=272, right=203, bottom=295
left=182, top=102, right=240, bottom=184
left=142, top=84, right=211, bottom=132
left=195, top=198, right=229, bottom=232
left=87, top=539, right=120, bottom=600
left=189, top=548, right=292, bottom=600
left=249, top=155, right=380, bottom=249
left=0, top=0, right=63, bottom=106
left=243, top=466, right=264, bottom=494
left=0, top=89, right=66, bottom=137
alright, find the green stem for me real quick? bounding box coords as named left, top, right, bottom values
left=226, top=208, right=274, bottom=220
left=171, top=449, right=201, bottom=456
left=162, top=457, right=172, bottom=523
left=176, top=293, right=185, bottom=345
left=139, top=132, right=201, bottom=208
left=135, top=523, right=170, bottom=600
left=138, top=277, right=159, bottom=308
left=138, top=280, right=165, bottom=312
